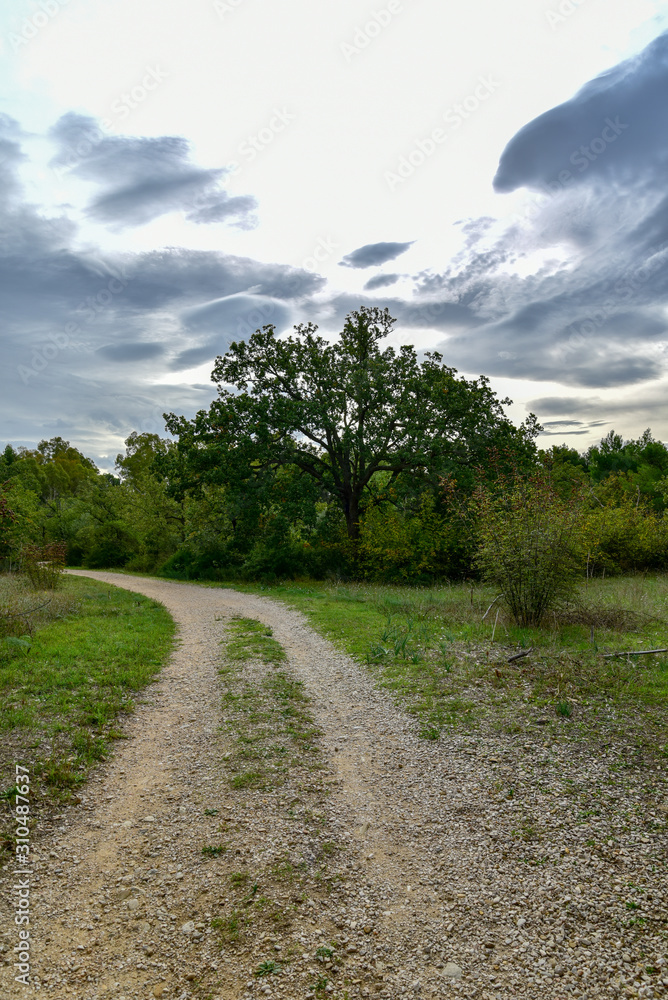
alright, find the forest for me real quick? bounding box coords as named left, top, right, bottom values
left=2, top=308, right=668, bottom=589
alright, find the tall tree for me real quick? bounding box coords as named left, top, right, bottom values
left=166, top=306, right=539, bottom=540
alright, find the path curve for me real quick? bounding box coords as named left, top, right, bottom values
left=1, top=571, right=663, bottom=1000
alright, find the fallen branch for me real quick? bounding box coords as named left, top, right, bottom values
left=508, top=647, right=533, bottom=663
left=482, top=595, right=503, bottom=622
left=602, top=647, right=668, bottom=659
left=0, top=600, right=51, bottom=619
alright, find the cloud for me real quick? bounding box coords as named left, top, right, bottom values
left=49, top=113, right=258, bottom=230
left=0, top=116, right=331, bottom=458
left=399, top=32, right=668, bottom=396
left=339, top=241, right=414, bottom=269
left=493, top=31, right=668, bottom=194
left=171, top=294, right=292, bottom=371
left=363, top=273, right=401, bottom=291
left=96, top=342, right=166, bottom=362
left=528, top=387, right=668, bottom=441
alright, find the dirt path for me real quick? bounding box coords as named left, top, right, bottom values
left=1, top=572, right=666, bottom=1000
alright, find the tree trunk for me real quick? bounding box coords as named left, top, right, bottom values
left=344, top=492, right=361, bottom=540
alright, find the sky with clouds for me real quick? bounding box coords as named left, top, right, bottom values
left=2, top=0, right=668, bottom=466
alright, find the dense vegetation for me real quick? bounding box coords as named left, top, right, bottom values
left=2, top=308, right=668, bottom=589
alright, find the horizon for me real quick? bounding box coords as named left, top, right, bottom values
left=2, top=0, right=668, bottom=465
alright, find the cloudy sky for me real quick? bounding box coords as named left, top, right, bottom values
left=2, top=0, right=668, bottom=466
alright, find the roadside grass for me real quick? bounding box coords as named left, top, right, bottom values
left=217, top=575, right=668, bottom=750
left=219, top=617, right=321, bottom=792
left=208, top=616, right=346, bottom=967
left=0, top=572, right=174, bottom=842
left=83, top=569, right=668, bottom=751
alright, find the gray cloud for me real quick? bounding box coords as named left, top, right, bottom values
left=493, top=32, right=668, bottom=194
left=363, top=273, right=401, bottom=291
left=339, top=241, right=414, bottom=269
left=49, top=113, right=258, bottom=230
left=97, top=342, right=166, bottom=362
left=0, top=117, right=330, bottom=457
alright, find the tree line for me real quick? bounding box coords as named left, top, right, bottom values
left=2, top=307, right=668, bottom=584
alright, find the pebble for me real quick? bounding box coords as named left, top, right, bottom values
left=4, top=570, right=663, bottom=1000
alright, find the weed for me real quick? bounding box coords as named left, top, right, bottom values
left=231, top=771, right=266, bottom=790
left=255, top=960, right=280, bottom=976
left=556, top=700, right=573, bottom=718
left=201, top=844, right=227, bottom=857
left=211, top=909, right=244, bottom=941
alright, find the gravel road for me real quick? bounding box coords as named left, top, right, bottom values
left=0, top=571, right=665, bottom=1000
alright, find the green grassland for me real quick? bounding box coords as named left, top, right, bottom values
left=210, top=574, right=668, bottom=752
left=0, top=573, right=174, bottom=830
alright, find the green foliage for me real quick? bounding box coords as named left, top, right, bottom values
left=358, top=490, right=471, bottom=582
left=472, top=472, right=586, bottom=626
left=582, top=477, right=668, bottom=574
left=166, top=306, right=538, bottom=544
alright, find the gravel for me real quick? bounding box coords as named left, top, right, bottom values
left=0, top=570, right=665, bottom=1000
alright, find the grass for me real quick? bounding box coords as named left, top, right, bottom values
left=0, top=572, right=174, bottom=829
left=82, top=569, right=668, bottom=752
left=208, top=575, right=668, bottom=750
left=207, top=615, right=346, bottom=959
left=219, top=617, right=321, bottom=792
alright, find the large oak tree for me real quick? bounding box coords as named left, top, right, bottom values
left=165, top=306, right=538, bottom=540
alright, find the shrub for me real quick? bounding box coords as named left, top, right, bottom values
left=472, top=473, right=585, bottom=626
left=21, top=542, right=67, bottom=590
left=582, top=494, right=668, bottom=574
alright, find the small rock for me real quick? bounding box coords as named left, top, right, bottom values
left=181, top=921, right=196, bottom=935
left=143, top=815, right=156, bottom=823
left=153, top=985, right=167, bottom=998
left=443, top=962, right=462, bottom=980
left=114, top=888, right=133, bottom=902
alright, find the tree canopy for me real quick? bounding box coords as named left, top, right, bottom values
left=165, top=306, right=539, bottom=539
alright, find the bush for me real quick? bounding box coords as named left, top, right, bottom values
left=82, top=540, right=131, bottom=569
left=582, top=495, right=668, bottom=574
left=472, top=473, right=585, bottom=627
left=358, top=494, right=471, bottom=583
left=21, top=542, right=67, bottom=590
